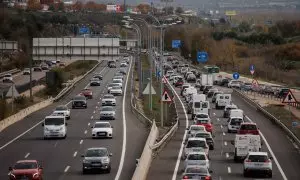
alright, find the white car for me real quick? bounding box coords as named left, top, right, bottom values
left=53, top=105, right=71, bottom=120
left=186, top=125, right=207, bottom=138
left=184, top=137, right=209, bottom=159
left=112, top=79, right=123, bottom=88
left=107, top=83, right=121, bottom=93
left=102, top=94, right=116, bottom=106
left=243, top=152, right=273, bottom=178
left=2, top=73, right=13, bottom=82
left=228, top=80, right=241, bottom=88
left=184, top=151, right=210, bottom=169
left=23, top=68, right=31, bottom=75
left=109, top=86, right=123, bottom=96
left=227, top=117, right=244, bottom=133
left=120, top=62, right=127, bottom=67
left=91, top=122, right=113, bottom=138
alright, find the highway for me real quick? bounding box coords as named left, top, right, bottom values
left=147, top=57, right=300, bottom=180
left=0, top=58, right=148, bottom=180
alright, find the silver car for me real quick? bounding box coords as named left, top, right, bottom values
left=82, top=147, right=112, bottom=174
left=99, top=106, right=116, bottom=120
left=102, top=94, right=116, bottom=106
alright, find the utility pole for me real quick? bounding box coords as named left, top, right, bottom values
left=160, top=26, right=164, bottom=127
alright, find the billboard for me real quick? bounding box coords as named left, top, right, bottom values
left=225, top=10, right=237, bottom=16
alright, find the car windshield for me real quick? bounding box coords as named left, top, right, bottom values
left=85, top=149, right=107, bottom=157
left=195, top=133, right=210, bottom=138
left=94, top=123, right=111, bottom=128
left=113, top=80, right=121, bottom=83
left=91, top=78, right=99, bottom=81
left=101, top=106, right=114, bottom=111
left=196, top=114, right=208, bottom=118
left=188, top=154, right=206, bottom=160
left=55, top=106, right=68, bottom=111
left=230, top=118, right=243, bottom=125
left=112, top=86, right=120, bottom=89
left=241, top=124, right=257, bottom=130
left=109, top=83, right=119, bottom=87
left=186, top=140, right=206, bottom=148
left=186, top=167, right=207, bottom=173
left=74, top=96, right=85, bottom=100
left=14, top=162, right=37, bottom=169
left=103, top=95, right=114, bottom=99
left=248, top=155, right=268, bottom=162
left=44, top=118, right=64, bottom=125
left=190, top=126, right=205, bottom=131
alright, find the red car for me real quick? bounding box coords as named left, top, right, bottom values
left=80, top=88, right=93, bottom=99
left=194, top=118, right=213, bottom=133
left=8, top=160, right=43, bottom=180
left=238, top=122, right=259, bottom=135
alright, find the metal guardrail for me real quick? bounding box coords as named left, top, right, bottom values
left=234, top=89, right=300, bottom=147
left=0, top=68, right=21, bottom=78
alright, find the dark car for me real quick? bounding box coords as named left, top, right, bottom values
left=203, top=85, right=213, bottom=94
left=175, top=78, right=184, bottom=87
left=207, top=88, right=218, bottom=98
left=241, top=83, right=252, bottom=91
left=72, top=95, right=87, bottom=109
left=33, top=66, right=42, bottom=72
left=93, top=73, right=103, bottom=80
left=219, top=78, right=230, bottom=86
left=275, top=88, right=289, bottom=98
left=9, top=160, right=43, bottom=180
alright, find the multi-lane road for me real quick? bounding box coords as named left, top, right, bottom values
left=147, top=57, right=300, bottom=180
left=0, top=58, right=148, bottom=179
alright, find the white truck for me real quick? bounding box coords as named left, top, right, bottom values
left=200, top=74, right=213, bottom=91
left=215, top=94, right=231, bottom=109
left=233, top=134, right=261, bottom=162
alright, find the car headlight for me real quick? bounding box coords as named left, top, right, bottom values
left=59, top=127, right=63, bottom=131
left=83, top=159, right=90, bottom=163
left=33, top=173, right=39, bottom=178
left=102, top=157, right=109, bottom=164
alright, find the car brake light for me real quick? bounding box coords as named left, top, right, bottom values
left=245, top=159, right=251, bottom=162
left=205, top=176, right=211, bottom=180
left=183, top=175, right=189, bottom=179
left=265, top=159, right=271, bottom=163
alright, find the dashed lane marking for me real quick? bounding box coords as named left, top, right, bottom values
left=73, top=151, right=77, bottom=157
left=227, top=167, right=231, bottom=173
left=79, top=140, right=83, bottom=145
left=24, top=153, right=30, bottom=158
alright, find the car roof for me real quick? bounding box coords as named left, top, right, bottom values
left=187, top=151, right=206, bottom=155
left=95, top=121, right=110, bottom=125
left=16, top=160, right=38, bottom=163
left=248, top=152, right=268, bottom=156
left=190, top=125, right=206, bottom=128
left=86, top=147, right=107, bottom=151
left=241, top=122, right=257, bottom=125
left=46, top=115, right=65, bottom=118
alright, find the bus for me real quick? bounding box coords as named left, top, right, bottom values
left=202, top=65, right=221, bottom=84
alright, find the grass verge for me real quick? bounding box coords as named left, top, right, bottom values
left=264, top=105, right=300, bottom=140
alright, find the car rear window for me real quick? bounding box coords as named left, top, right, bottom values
left=194, top=102, right=201, bottom=108
left=248, top=155, right=268, bottom=162
left=14, top=162, right=37, bottom=169
left=196, top=114, right=208, bottom=118
left=188, top=154, right=206, bottom=160
left=240, top=124, right=257, bottom=130
left=186, top=167, right=207, bottom=173
left=186, top=140, right=206, bottom=148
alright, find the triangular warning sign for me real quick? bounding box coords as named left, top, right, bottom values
left=251, top=79, right=259, bottom=87
left=162, top=76, right=167, bottom=84
left=282, top=90, right=297, bottom=103
left=161, top=90, right=172, bottom=102
left=142, top=83, right=156, bottom=95
left=6, top=84, right=20, bottom=98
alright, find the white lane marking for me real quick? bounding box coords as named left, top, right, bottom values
left=97, top=102, right=100, bottom=104
left=84, top=130, right=87, bottom=134
left=224, top=141, right=227, bottom=146
left=114, top=58, right=132, bottom=180
left=225, top=153, right=229, bottom=158
left=79, top=140, right=83, bottom=144
left=95, top=106, right=98, bottom=109
left=24, top=153, right=30, bottom=158
left=54, top=141, right=58, bottom=147
left=64, top=166, right=70, bottom=173
left=227, top=167, right=231, bottom=173
left=170, top=80, right=189, bottom=180
left=93, top=110, right=96, bottom=114
left=73, top=151, right=77, bottom=157
left=220, top=125, right=223, bottom=129
left=245, top=116, right=288, bottom=180
left=88, top=123, right=90, bottom=126
left=0, top=65, right=107, bottom=151
left=91, top=116, right=93, bottom=119
left=223, top=132, right=226, bottom=136
left=217, top=118, right=220, bottom=121
left=213, top=113, right=216, bottom=116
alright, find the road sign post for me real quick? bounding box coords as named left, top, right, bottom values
left=197, top=51, right=208, bottom=63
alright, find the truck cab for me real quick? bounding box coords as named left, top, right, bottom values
left=42, top=115, right=67, bottom=139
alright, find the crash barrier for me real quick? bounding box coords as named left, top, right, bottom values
left=234, top=89, right=300, bottom=148
left=0, top=61, right=102, bottom=132
left=0, top=68, right=20, bottom=78
left=132, top=121, right=159, bottom=180
left=0, top=98, right=53, bottom=132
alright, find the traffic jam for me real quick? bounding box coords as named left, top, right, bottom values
left=161, top=54, right=273, bottom=180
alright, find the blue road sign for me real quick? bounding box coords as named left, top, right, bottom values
left=172, top=40, right=181, bottom=48
left=292, top=121, right=299, bottom=127
left=233, top=72, right=240, bottom=80
left=250, top=64, right=255, bottom=75
left=157, top=71, right=161, bottom=77
left=197, top=51, right=208, bottom=63
left=79, top=27, right=90, bottom=34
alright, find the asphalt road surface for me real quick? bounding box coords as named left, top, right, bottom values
left=147, top=66, right=300, bottom=179
left=0, top=58, right=148, bottom=180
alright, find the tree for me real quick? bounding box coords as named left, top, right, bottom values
left=27, top=0, right=41, bottom=10
left=175, top=7, right=183, bottom=14
left=137, top=4, right=151, bottom=14
left=238, top=21, right=251, bottom=32
left=57, top=2, right=65, bottom=11
left=48, top=4, right=55, bottom=11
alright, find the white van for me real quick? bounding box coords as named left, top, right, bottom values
left=185, top=88, right=198, bottom=102
left=42, top=115, right=67, bottom=139
left=229, top=109, right=244, bottom=119
left=183, top=87, right=196, bottom=97
left=215, top=94, right=231, bottom=109
left=192, top=101, right=210, bottom=119
left=233, top=134, right=261, bottom=161
left=183, top=137, right=209, bottom=159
